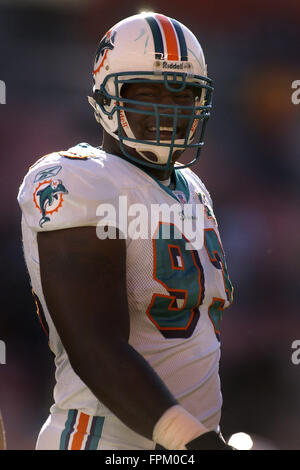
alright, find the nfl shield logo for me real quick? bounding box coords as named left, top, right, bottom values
left=173, top=191, right=187, bottom=205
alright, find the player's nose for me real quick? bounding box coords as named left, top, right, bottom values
left=159, top=92, right=177, bottom=106
left=157, top=93, right=179, bottom=119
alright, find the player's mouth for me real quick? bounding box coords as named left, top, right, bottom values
left=144, top=126, right=183, bottom=141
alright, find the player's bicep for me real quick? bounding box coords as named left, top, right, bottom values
left=37, top=226, right=129, bottom=360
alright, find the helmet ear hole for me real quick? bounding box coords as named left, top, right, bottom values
left=120, top=83, right=128, bottom=99
left=93, top=90, right=111, bottom=107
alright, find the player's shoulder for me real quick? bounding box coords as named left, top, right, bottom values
left=180, top=165, right=214, bottom=207
left=18, top=142, right=135, bottom=200
left=17, top=143, right=137, bottom=232
left=24, top=142, right=126, bottom=182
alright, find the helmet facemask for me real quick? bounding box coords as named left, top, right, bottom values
left=88, top=70, right=213, bottom=171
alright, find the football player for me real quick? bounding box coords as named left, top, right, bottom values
left=18, top=12, right=234, bottom=450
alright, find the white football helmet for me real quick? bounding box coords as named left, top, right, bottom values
left=88, top=12, right=213, bottom=170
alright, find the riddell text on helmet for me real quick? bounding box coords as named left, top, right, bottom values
left=154, top=61, right=193, bottom=72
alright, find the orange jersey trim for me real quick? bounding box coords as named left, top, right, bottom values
left=71, top=412, right=90, bottom=450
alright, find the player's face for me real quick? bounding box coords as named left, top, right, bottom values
left=121, top=82, right=197, bottom=146
left=102, top=82, right=200, bottom=180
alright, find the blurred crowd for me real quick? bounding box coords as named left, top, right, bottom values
left=0, top=0, right=299, bottom=450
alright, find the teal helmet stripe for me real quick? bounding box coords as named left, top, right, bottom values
left=145, top=14, right=188, bottom=62
left=145, top=16, right=164, bottom=59
left=170, top=18, right=188, bottom=61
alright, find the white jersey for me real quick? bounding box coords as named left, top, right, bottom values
left=17, top=142, right=233, bottom=435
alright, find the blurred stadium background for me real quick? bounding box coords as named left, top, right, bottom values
left=0, top=0, right=299, bottom=450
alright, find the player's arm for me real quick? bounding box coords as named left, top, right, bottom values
left=37, top=226, right=232, bottom=450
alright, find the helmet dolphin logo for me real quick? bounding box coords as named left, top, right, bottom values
left=95, top=30, right=117, bottom=64
left=36, top=179, right=68, bottom=227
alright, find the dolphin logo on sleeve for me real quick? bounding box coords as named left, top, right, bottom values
left=33, top=179, right=68, bottom=228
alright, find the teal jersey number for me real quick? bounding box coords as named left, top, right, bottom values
left=204, top=228, right=234, bottom=303
left=146, top=222, right=204, bottom=338
left=147, top=223, right=233, bottom=340
left=204, top=228, right=234, bottom=340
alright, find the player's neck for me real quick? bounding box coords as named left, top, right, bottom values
left=101, top=134, right=174, bottom=181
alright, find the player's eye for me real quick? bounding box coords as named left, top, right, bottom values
left=136, top=90, right=157, bottom=99
left=177, top=93, right=194, bottom=99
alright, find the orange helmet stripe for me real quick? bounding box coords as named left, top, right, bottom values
left=155, top=14, right=179, bottom=61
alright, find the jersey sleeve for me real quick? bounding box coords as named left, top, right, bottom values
left=17, top=150, right=123, bottom=234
